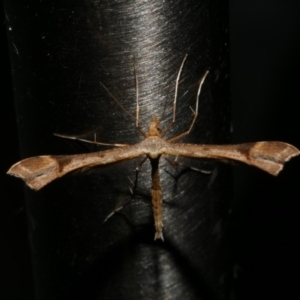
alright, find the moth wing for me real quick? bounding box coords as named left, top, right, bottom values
left=7, top=145, right=144, bottom=190
left=165, top=142, right=299, bottom=176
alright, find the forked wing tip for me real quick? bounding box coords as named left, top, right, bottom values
left=251, top=142, right=300, bottom=176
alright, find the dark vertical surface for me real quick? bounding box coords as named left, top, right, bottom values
left=231, top=1, right=300, bottom=300
left=0, top=2, right=35, bottom=300
left=3, top=1, right=300, bottom=300
left=2, top=1, right=230, bottom=300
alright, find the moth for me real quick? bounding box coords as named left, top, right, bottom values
left=7, top=55, right=299, bottom=241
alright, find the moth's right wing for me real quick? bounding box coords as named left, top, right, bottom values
left=7, top=145, right=144, bottom=190
left=165, top=142, right=299, bottom=176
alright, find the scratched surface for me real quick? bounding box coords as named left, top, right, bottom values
left=3, top=1, right=300, bottom=300
left=3, top=1, right=230, bottom=299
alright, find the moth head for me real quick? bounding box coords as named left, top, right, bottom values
left=147, top=115, right=161, bottom=137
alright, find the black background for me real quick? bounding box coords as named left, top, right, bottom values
left=230, top=1, right=300, bottom=299
left=1, top=1, right=299, bottom=299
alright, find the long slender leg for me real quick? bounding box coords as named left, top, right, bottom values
left=133, top=58, right=146, bottom=137
left=167, top=70, right=209, bottom=143
left=162, top=155, right=212, bottom=179
left=100, top=82, right=136, bottom=122
left=159, top=83, right=172, bottom=122
left=173, top=155, right=212, bottom=174
left=161, top=155, right=178, bottom=169
left=54, top=133, right=128, bottom=147
left=100, top=78, right=146, bottom=137
left=103, top=156, right=148, bottom=223
left=161, top=54, right=188, bottom=137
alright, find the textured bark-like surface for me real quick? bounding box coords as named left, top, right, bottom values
left=4, top=0, right=230, bottom=299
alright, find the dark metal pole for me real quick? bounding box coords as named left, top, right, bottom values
left=4, top=1, right=230, bottom=299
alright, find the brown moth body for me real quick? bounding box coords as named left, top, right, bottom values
left=7, top=55, right=299, bottom=241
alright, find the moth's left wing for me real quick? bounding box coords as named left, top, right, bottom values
left=165, top=142, right=299, bottom=175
